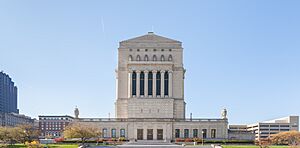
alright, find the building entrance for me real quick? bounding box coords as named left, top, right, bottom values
left=137, top=129, right=143, bottom=140
left=157, top=129, right=163, bottom=140
left=147, top=129, right=153, bottom=140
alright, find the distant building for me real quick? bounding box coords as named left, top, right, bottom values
left=38, top=115, right=74, bottom=138
left=247, top=116, right=299, bottom=140
left=0, top=112, right=34, bottom=126
left=228, top=125, right=255, bottom=141
left=0, top=71, right=18, bottom=114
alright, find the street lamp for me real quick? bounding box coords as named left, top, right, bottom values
left=202, top=131, right=204, bottom=146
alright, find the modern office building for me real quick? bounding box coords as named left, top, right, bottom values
left=0, top=71, right=18, bottom=114
left=38, top=115, right=74, bottom=138
left=75, top=32, right=228, bottom=141
left=247, top=116, right=299, bottom=140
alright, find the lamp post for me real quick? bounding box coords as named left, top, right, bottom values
left=202, top=131, right=204, bottom=146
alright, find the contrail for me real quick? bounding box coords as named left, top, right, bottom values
left=101, top=17, right=105, bottom=35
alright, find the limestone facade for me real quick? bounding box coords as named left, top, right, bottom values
left=80, top=32, right=228, bottom=141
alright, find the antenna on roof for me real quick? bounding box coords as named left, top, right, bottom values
left=151, top=25, right=154, bottom=32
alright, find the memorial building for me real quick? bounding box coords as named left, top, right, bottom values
left=78, top=32, right=228, bottom=141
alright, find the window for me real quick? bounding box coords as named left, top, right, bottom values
left=120, top=129, right=125, bottom=137
left=193, top=129, right=198, bottom=138
left=202, top=129, right=207, bottom=138
left=175, top=129, right=180, bottom=138
left=211, top=129, right=216, bottom=138
left=153, top=55, right=157, bottom=61
left=128, top=55, right=133, bottom=61
left=136, top=55, right=140, bottom=61
left=111, top=128, right=116, bottom=138
left=144, top=55, right=148, bottom=61
left=103, top=128, right=108, bottom=138
left=140, top=72, right=144, bottom=95
left=156, top=72, right=161, bottom=96
left=148, top=72, right=153, bottom=95
left=161, top=55, right=165, bottom=61
left=184, top=129, right=189, bottom=138
left=168, top=55, right=172, bottom=61
left=132, top=72, right=136, bottom=96
left=164, top=72, right=168, bottom=96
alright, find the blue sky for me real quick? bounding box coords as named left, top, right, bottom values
left=0, top=0, right=299, bottom=124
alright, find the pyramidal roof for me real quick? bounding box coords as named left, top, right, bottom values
left=121, top=32, right=181, bottom=43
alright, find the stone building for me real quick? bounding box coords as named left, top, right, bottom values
left=79, top=32, right=228, bottom=141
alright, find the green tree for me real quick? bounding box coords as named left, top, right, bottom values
left=63, top=122, right=101, bottom=144
left=17, top=124, right=40, bottom=143
left=0, top=126, right=24, bottom=145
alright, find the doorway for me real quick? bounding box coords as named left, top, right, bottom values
left=147, top=129, right=153, bottom=140
left=157, top=129, right=163, bottom=140
left=137, top=129, right=143, bottom=140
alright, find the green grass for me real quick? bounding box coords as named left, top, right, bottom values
left=223, top=145, right=288, bottom=148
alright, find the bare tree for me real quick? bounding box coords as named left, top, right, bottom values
left=271, top=131, right=300, bottom=146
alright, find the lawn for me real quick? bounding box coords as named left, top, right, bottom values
left=223, top=145, right=288, bottom=148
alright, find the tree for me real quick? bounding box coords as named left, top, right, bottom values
left=0, top=126, right=24, bottom=145
left=17, top=124, right=40, bottom=142
left=63, top=122, right=101, bottom=144
left=271, top=131, right=300, bottom=146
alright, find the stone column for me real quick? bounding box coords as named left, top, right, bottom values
left=128, top=70, right=132, bottom=98
left=144, top=70, right=148, bottom=98
left=153, top=70, right=157, bottom=97
left=136, top=70, right=140, bottom=97
left=161, top=70, right=165, bottom=98
left=168, top=71, right=173, bottom=98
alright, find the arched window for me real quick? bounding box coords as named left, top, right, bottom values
left=148, top=72, right=153, bottom=96
left=128, top=55, right=133, bottom=61
left=103, top=128, right=108, bottom=138
left=136, top=55, right=141, bottom=61
left=140, top=71, right=144, bottom=96
left=161, top=55, right=165, bottom=61
left=144, top=55, right=149, bottom=61
left=164, top=72, right=168, bottom=96
left=120, top=129, right=126, bottom=137
left=111, top=128, right=116, bottom=138
left=168, top=55, right=172, bottom=61
left=153, top=55, right=157, bottom=61
left=132, top=72, right=136, bottom=96
left=156, top=71, right=161, bottom=96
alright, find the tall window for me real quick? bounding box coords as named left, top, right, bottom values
left=156, top=72, right=161, bottom=96
left=184, top=129, right=189, bottom=138
left=103, top=128, right=108, bottom=138
left=175, top=129, right=180, bottom=138
left=211, top=129, right=216, bottom=138
left=164, top=72, right=168, bottom=96
left=120, top=129, right=126, bottom=137
left=132, top=72, right=136, bottom=96
left=202, top=129, right=207, bottom=138
left=111, top=128, right=116, bottom=138
left=140, top=72, right=144, bottom=95
left=193, top=129, right=198, bottom=138
left=148, top=72, right=153, bottom=95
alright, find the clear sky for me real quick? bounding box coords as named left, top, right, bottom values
left=0, top=0, right=299, bottom=124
